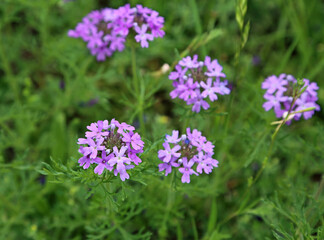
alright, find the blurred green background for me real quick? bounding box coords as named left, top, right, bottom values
left=0, top=0, right=323, bottom=239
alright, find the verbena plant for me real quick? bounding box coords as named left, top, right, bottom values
left=0, top=0, right=323, bottom=239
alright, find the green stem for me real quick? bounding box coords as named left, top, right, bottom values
left=219, top=211, right=239, bottom=227
left=139, top=105, right=146, bottom=136
left=189, top=0, right=207, bottom=56
left=248, top=89, right=301, bottom=188
left=159, top=171, right=176, bottom=239
left=182, top=109, right=191, bottom=133
left=190, top=213, right=199, bottom=240
left=221, top=92, right=301, bottom=227
left=131, top=46, right=139, bottom=95
left=130, top=46, right=145, bottom=134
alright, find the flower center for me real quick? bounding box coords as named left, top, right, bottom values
left=104, top=132, right=125, bottom=150
left=190, top=67, right=207, bottom=82
left=180, top=139, right=198, bottom=161
left=96, top=21, right=112, bottom=36
left=134, top=13, right=145, bottom=25
left=284, top=82, right=295, bottom=97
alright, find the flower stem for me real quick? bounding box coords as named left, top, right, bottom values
left=189, top=0, right=207, bottom=57
left=221, top=92, right=302, bottom=227
left=139, top=100, right=146, bottom=136
left=130, top=45, right=145, bottom=135
left=159, top=171, right=176, bottom=239
left=249, top=88, right=302, bottom=188
left=182, top=109, right=191, bottom=133
left=131, top=45, right=139, bottom=95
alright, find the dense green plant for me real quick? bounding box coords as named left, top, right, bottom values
left=0, top=0, right=323, bottom=239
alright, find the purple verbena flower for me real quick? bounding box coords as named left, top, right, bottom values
left=117, top=121, right=135, bottom=134
left=134, top=24, right=154, bottom=48
left=188, top=96, right=210, bottom=113
left=201, top=78, right=218, bottom=101
left=214, top=80, right=231, bottom=95
left=158, top=160, right=180, bottom=176
left=179, top=158, right=198, bottom=183
left=169, top=65, right=187, bottom=81
left=68, top=4, right=164, bottom=61
left=179, top=55, right=199, bottom=68
left=158, top=142, right=181, bottom=163
left=78, top=146, right=93, bottom=169
left=169, top=55, right=231, bottom=112
left=204, top=56, right=226, bottom=78
left=262, top=92, right=287, bottom=112
left=261, top=74, right=287, bottom=94
left=294, top=92, right=320, bottom=120
left=122, top=132, right=144, bottom=150
left=108, top=146, right=132, bottom=181
left=165, top=130, right=181, bottom=144
left=83, top=138, right=105, bottom=159
left=93, top=151, right=114, bottom=175
left=158, top=128, right=219, bottom=183
left=262, top=74, right=320, bottom=122
left=85, top=120, right=109, bottom=138
left=195, top=152, right=218, bottom=174
left=77, top=119, right=144, bottom=181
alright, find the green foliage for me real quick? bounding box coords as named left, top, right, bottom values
left=0, top=0, right=324, bottom=239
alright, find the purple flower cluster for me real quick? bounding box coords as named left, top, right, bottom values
left=169, top=55, right=231, bottom=112
left=68, top=4, right=165, bottom=61
left=158, top=128, right=218, bottom=183
left=262, top=74, right=320, bottom=121
left=77, top=119, right=144, bottom=181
